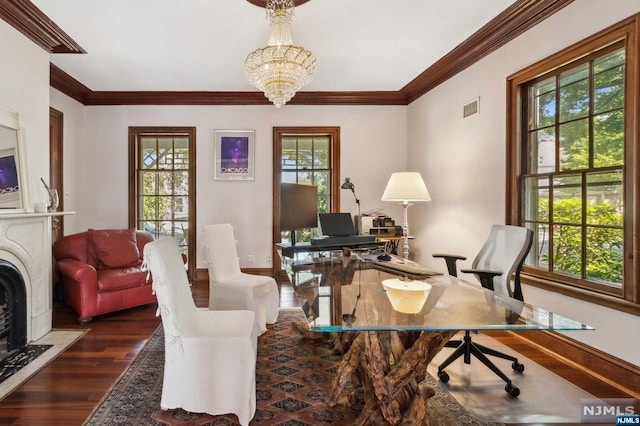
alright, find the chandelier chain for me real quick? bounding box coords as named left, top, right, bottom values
left=266, top=0, right=295, bottom=14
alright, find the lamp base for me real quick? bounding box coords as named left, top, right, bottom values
left=401, top=201, right=412, bottom=261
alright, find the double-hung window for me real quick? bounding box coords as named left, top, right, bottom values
left=129, top=127, right=196, bottom=278
left=507, top=16, right=639, bottom=312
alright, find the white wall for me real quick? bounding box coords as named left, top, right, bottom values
left=0, top=19, right=51, bottom=203
left=48, top=101, right=407, bottom=269
left=407, top=0, right=640, bottom=365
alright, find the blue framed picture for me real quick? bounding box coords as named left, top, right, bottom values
left=214, top=130, right=255, bottom=180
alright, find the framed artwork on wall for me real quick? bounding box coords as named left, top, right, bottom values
left=0, top=148, right=19, bottom=204
left=214, top=130, right=255, bottom=181
left=0, top=105, right=31, bottom=213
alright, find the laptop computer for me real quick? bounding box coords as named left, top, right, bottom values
left=311, top=213, right=376, bottom=245
left=319, top=212, right=357, bottom=236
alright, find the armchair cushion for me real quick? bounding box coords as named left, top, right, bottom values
left=97, top=267, right=149, bottom=292
left=89, top=228, right=140, bottom=269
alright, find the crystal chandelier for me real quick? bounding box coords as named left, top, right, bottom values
left=244, top=0, right=317, bottom=108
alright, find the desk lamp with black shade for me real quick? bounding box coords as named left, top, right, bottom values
left=280, top=183, right=318, bottom=246
left=381, top=172, right=431, bottom=261
left=341, top=177, right=361, bottom=234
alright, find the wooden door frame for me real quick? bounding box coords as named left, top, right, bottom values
left=49, top=107, right=64, bottom=298
left=49, top=107, right=64, bottom=229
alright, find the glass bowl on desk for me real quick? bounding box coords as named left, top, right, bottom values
left=382, top=278, right=432, bottom=314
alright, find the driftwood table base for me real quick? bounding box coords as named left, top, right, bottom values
left=330, top=330, right=455, bottom=425
left=292, top=322, right=456, bottom=426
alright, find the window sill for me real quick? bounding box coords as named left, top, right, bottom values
left=521, top=274, right=640, bottom=316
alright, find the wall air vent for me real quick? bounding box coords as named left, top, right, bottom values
left=463, top=97, right=479, bottom=118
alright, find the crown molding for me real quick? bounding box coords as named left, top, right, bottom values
left=400, top=0, right=574, bottom=103
left=83, top=90, right=407, bottom=106
left=50, top=63, right=91, bottom=104
left=0, top=0, right=85, bottom=53
left=48, top=65, right=408, bottom=105
left=281, top=91, right=407, bottom=106
left=6, top=0, right=572, bottom=105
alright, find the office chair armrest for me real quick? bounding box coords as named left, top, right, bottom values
left=432, top=253, right=467, bottom=277
left=460, top=268, right=502, bottom=291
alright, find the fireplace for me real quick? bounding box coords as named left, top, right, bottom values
left=0, top=260, right=27, bottom=359
left=0, top=213, right=54, bottom=359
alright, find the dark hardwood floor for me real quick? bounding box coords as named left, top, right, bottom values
left=0, top=281, right=632, bottom=425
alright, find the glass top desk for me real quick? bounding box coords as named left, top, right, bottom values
left=279, top=248, right=592, bottom=333
left=278, top=247, right=593, bottom=424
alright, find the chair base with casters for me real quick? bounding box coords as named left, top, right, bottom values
left=437, top=330, right=524, bottom=397
left=433, top=225, right=533, bottom=397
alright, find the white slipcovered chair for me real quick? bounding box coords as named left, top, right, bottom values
left=202, top=224, right=280, bottom=335
left=143, top=237, right=257, bottom=426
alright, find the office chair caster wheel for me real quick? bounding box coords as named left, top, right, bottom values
left=512, top=362, right=525, bottom=373
left=438, top=371, right=450, bottom=383
left=505, top=384, right=520, bottom=397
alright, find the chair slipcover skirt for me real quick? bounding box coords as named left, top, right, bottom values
left=203, top=224, right=279, bottom=334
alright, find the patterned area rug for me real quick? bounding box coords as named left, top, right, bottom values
left=85, top=309, right=499, bottom=425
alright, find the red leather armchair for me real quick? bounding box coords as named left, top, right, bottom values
left=53, top=229, right=156, bottom=324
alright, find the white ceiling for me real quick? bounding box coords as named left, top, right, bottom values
left=33, top=0, right=515, bottom=92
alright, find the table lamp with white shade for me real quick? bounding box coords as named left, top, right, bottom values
left=381, top=172, right=431, bottom=261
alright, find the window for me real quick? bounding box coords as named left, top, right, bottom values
left=507, top=16, right=639, bottom=313
left=281, top=133, right=332, bottom=242
left=272, top=127, right=341, bottom=275
left=129, top=127, right=196, bottom=278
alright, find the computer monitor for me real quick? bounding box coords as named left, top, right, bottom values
left=280, top=183, right=318, bottom=245
left=318, top=213, right=357, bottom=237
left=280, top=183, right=318, bottom=231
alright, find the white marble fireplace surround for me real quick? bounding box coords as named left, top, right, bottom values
left=0, top=212, right=60, bottom=343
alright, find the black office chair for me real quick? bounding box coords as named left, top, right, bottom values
left=433, top=224, right=534, bottom=397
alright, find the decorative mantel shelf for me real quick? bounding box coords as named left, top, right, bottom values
left=0, top=211, right=75, bottom=219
